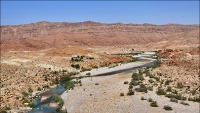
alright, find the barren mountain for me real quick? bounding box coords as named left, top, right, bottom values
left=1, top=21, right=199, bottom=51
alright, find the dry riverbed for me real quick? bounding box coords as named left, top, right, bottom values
left=61, top=72, right=199, bottom=113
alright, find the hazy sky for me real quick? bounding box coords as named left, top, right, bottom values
left=1, top=1, right=199, bottom=25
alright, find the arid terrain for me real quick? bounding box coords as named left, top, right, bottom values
left=0, top=21, right=199, bottom=113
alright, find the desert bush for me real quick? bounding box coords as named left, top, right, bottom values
left=37, top=87, right=42, bottom=91
left=64, top=81, right=75, bottom=90
left=127, top=90, right=134, bottom=95
left=132, top=73, right=144, bottom=81
left=154, top=76, right=160, bottom=81
left=150, top=101, right=158, bottom=107
left=170, top=98, right=178, bottom=103
left=166, top=86, right=172, bottom=92
left=120, top=93, right=124, bottom=96
left=180, top=101, right=189, bottom=105
left=148, top=79, right=154, bottom=83
left=147, top=98, right=153, bottom=102
left=129, top=80, right=139, bottom=86
left=163, top=105, right=173, bottom=110
left=92, top=65, right=98, bottom=68
left=188, top=97, right=200, bottom=102
left=81, top=67, right=92, bottom=72
left=156, top=88, right=166, bottom=95
left=165, top=80, right=172, bottom=85
left=147, top=86, right=153, bottom=91
left=165, top=94, right=187, bottom=100
left=22, top=91, right=29, bottom=97
left=124, top=81, right=129, bottom=84
left=177, top=82, right=184, bottom=89
left=141, top=96, right=146, bottom=100
left=86, top=72, right=91, bottom=76
left=95, top=83, right=99, bottom=85
left=135, top=84, right=147, bottom=93
left=28, top=87, right=33, bottom=93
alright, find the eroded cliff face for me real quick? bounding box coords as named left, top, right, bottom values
left=1, top=21, right=199, bottom=51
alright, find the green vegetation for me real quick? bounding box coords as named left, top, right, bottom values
left=188, top=97, right=200, bottom=102
left=52, top=94, right=64, bottom=111
left=86, top=72, right=91, bottom=76
left=165, top=93, right=187, bottom=100
left=132, top=73, right=144, bottom=81
left=147, top=98, right=153, bottom=102
left=141, top=96, right=146, bottom=100
left=71, top=55, right=84, bottom=62
left=64, top=81, right=75, bottom=90
left=22, top=91, right=29, bottom=97
left=156, top=88, right=166, bottom=95
left=28, top=87, right=33, bottom=93
left=129, top=80, right=139, bottom=86
left=150, top=101, right=158, bottom=107
left=135, top=84, right=147, bottom=93
left=81, top=67, right=92, bottom=72
left=166, top=86, right=172, bottom=92
left=124, top=81, right=129, bottom=84
left=163, top=105, right=173, bottom=110
left=170, top=98, right=178, bottom=103
left=71, top=64, right=80, bottom=69
left=180, top=101, right=189, bottom=106
left=165, top=80, right=172, bottom=85
left=37, top=87, right=42, bottom=91
left=120, top=93, right=124, bottom=96
left=177, top=82, right=184, bottom=89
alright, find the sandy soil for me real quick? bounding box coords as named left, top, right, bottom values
left=61, top=73, right=199, bottom=113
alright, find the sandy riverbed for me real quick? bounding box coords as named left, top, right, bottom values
left=61, top=72, right=199, bottom=113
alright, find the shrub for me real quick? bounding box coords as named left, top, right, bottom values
left=154, top=76, right=160, bottom=81
left=37, top=87, right=42, bottom=91
left=150, top=101, right=158, bottom=107
left=92, top=65, right=98, bottom=68
left=177, top=82, right=184, bottom=89
left=22, top=91, right=29, bottom=97
left=156, top=88, right=166, bottom=95
left=170, top=98, right=178, bottom=103
left=141, top=96, right=146, bottom=100
left=165, top=94, right=187, bottom=100
left=147, top=86, right=153, bottom=91
left=120, top=93, right=124, bottom=96
left=147, top=98, right=153, bottom=102
left=166, top=86, right=172, bottom=92
left=127, top=91, right=134, bottom=95
left=95, top=83, right=99, bottom=85
left=165, top=80, right=172, bottom=85
left=188, top=97, right=200, bottom=102
left=64, top=81, right=75, bottom=90
left=135, top=84, right=148, bottom=93
left=148, top=79, right=154, bottom=83
left=52, top=94, right=64, bottom=110
left=124, top=81, right=129, bottom=84
left=81, top=67, right=92, bottom=72
left=129, top=80, right=139, bottom=86
left=28, top=87, right=33, bottom=93
left=180, top=101, right=189, bottom=106
left=163, top=105, right=173, bottom=110
left=132, top=73, right=144, bottom=81
left=86, top=72, right=91, bottom=76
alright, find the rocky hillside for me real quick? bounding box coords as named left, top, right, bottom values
left=1, top=21, right=199, bottom=51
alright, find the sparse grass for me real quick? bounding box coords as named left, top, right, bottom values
left=163, top=105, right=173, bottom=110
